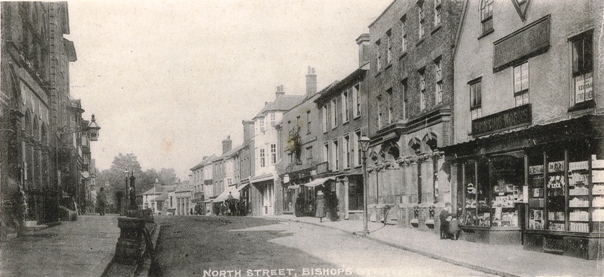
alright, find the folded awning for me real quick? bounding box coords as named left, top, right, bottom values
left=303, top=177, right=336, bottom=187
left=214, top=185, right=240, bottom=202
left=287, top=184, right=300, bottom=190
left=203, top=199, right=214, bottom=203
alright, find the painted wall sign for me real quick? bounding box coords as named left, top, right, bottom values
left=472, top=104, right=532, bottom=136
left=493, top=15, right=550, bottom=72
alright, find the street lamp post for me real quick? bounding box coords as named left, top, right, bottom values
left=356, top=136, right=371, bottom=236
left=123, top=169, right=129, bottom=216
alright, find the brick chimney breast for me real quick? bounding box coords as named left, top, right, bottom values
left=306, top=66, right=317, bottom=96
left=356, top=33, right=371, bottom=68
left=222, top=135, right=232, bottom=154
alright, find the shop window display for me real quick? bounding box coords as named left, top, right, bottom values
left=490, top=156, right=522, bottom=228
left=591, top=155, right=604, bottom=232
left=546, top=154, right=566, bottom=232
left=528, top=154, right=545, bottom=230
left=461, top=161, right=491, bottom=226
left=568, top=152, right=590, bottom=232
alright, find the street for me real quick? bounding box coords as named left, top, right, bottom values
left=151, top=216, right=493, bottom=277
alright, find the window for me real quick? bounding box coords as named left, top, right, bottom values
left=571, top=31, right=593, bottom=105
left=513, top=62, right=529, bottom=106
left=331, top=98, right=338, bottom=129
left=435, top=58, right=443, bottom=104
left=419, top=69, right=426, bottom=111
left=342, top=89, right=349, bottom=123
left=376, top=40, right=382, bottom=71
left=469, top=79, right=482, bottom=120
left=228, top=178, right=232, bottom=186
left=377, top=95, right=382, bottom=129
left=353, top=84, right=361, bottom=117
left=418, top=2, right=425, bottom=38
left=402, top=79, right=408, bottom=119
left=481, top=0, right=493, bottom=34
left=270, top=113, right=276, bottom=126
left=260, top=148, right=266, bottom=167
left=306, top=146, right=313, bottom=160
left=387, top=88, right=393, bottom=124
left=344, top=135, right=350, bottom=169
left=306, top=111, right=312, bottom=134
left=355, top=130, right=362, bottom=166
left=270, top=144, right=277, bottom=164
left=333, top=139, right=339, bottom=171
left=323, top=142, right=329, bottom=163
left=259, top=118, right=265, bottom=132
left=322, top=105, right=328, bottom=133
left=386, top=30, right=392, bottom=64
left=434, top=0, right=442, bottom=26
left=401, top=15, right=407, bottom=52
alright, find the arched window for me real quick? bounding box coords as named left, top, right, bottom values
left=41, top=123, right=48, bottom=146
left=423, top=132, right=438, bottom=152
left=24, top=111, right=31, bottom=135
left=409, top=138, right=422, bottom=155
left=33, top=117, right=39, bottom=141
left=481, top=0, right=494, bottom=34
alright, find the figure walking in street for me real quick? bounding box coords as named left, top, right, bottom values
left=97, top=187, right=107, bottom=216
left=315, top=190, right=326, bottom=222
left=439, top=202, right=452, bottom=239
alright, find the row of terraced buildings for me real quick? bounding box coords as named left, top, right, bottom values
left=191, top=0, right=604, bottom=259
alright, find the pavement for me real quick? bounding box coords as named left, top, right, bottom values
left=264, top=214, right=604, bottom=277
left=0, top=214, right=120, bottom=277
left=2, top=213, right=603, bottom=277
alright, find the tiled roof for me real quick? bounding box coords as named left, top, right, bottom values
left=223, top=145, right=243, bottom=158
left=254, top=95, right=305, bottom=119
left=190, top=154, right=218, bottom=171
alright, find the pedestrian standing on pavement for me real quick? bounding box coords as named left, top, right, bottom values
left=439, top=202, right=452, bottom=239
left=97, top=187, right=107, bottom=216
left=315, top=190, right=326, bottom=222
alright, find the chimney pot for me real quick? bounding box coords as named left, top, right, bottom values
left=276, top=85, right=285, bottom=98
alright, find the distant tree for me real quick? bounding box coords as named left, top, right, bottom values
left=95, top=153, right=180, bottom=205
left=158, top=168, right=178, bottom=186
left=95, top=153, right=143, bottom=205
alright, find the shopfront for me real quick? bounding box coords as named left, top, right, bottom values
left=445, top=115, right=604, bottom=259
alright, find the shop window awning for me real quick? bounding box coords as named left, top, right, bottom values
left=81, top=171, right=90, bottom=179
left=237, top=183, right=249, bottom=191
left=250, top=173, right=274, bottom=184
left=203, top=199, right=214, bottom=203
left=303, top=177, right=336, bottom=187
left=214, top=185, right=240, bottom=202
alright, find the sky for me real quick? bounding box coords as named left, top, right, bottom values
left=66, top=0, right=393, bottom=180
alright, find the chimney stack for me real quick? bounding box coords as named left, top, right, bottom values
left=306, top=67, right=317, bottom=96
left=222, top=135, right=232, bottom=155
left=356, top=33, right=371, bottom=68
left=242, top=120, right=255, bottom=144
left=275, top=85, right=285, bottom=98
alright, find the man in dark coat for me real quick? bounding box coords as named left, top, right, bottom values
left=439, top=202, right=452, bottom=239
left=97, top=187, right=107, bottom=216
